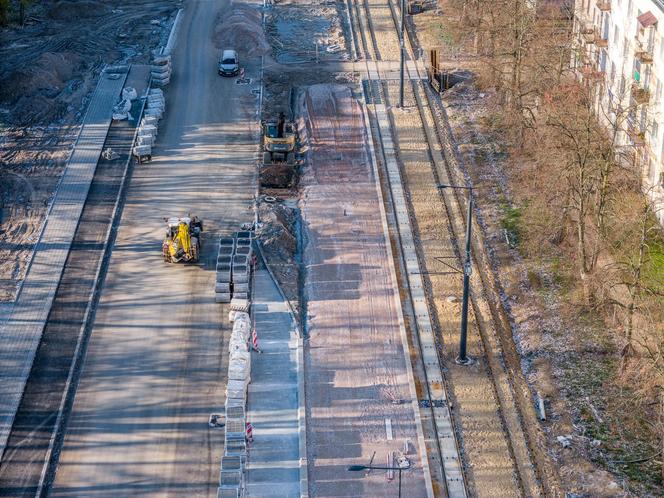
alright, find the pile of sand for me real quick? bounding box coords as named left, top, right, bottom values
left=213, top=4, right=270, bottom=57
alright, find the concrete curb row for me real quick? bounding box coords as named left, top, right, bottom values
left=163, top=8, right=184, bottom=56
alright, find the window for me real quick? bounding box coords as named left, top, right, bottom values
left=620, top=76, right=626, bottom=95
left=610, top=61, right=616, bottom=81
left=614, top=26, right=620, bottom=44
left=657, top=79, right=662, bottom=102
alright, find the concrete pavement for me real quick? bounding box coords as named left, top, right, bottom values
left=245, top=264, right=306, bottom=497
left=50, top=1, right=260, bottom=495
left=301, top=84, right=428, bottom=496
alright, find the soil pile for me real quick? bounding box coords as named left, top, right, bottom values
left=257, top=200, right=300, bottom=306
left=213, top=4, right=270, bottom=57
left=47, top=0, right=111, bottom=20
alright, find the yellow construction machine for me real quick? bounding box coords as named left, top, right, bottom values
left=262, top=112, right=296, bottom=166
left=162, top=215, right=203, bottom=263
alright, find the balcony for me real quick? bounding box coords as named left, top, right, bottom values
left=635, top=49, right=654, bottom=63
left=627, top=121, right=646, bottom=145
left=582, top=30, right=596, bottom=44
left=596, top=0, right=611, bottom=11
left=631, top=83, right=650, bottom=104
left=635, top=40, right=654, bottom=63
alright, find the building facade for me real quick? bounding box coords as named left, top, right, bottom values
left=574, top=0, right=664, bottom=226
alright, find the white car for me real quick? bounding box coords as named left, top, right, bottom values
left=218, top=49, right=239, bottom=77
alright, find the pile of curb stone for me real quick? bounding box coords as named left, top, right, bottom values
left=215, top=231, right=254, bottom=303
left=132, top=88, right=165, bottom=163
left=151, top=53, right=172, bottom=87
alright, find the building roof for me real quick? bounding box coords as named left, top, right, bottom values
left=637, top=11, right=658, bottom=28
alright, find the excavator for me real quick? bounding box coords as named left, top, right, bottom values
left=262, top=112, right=296, bottom=166
left=162, top=215, right=203, bottom=263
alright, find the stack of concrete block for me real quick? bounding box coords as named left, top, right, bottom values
left=133, top=89, right=166, bottom=162
left=217, top=454, right=246, bottom=498
left=218, top=453, right=245, bottom=498
left=215, top=237, right=235, bottom=303
left=217, top=488, right=242, bottom=498
left=151, top=53, right=172, bottom=87
left=231, top=232, right=252, bottom=299
left=224, top=408, right=247, bottom=459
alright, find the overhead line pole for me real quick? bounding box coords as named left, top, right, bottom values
left=399, top=0, right=405, bottom=107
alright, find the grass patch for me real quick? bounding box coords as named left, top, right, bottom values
left=643, top=235, right=664, bottom=294
left=561, top=352, right=663, bottom=493
left=499, top=198, right=522, bottom=247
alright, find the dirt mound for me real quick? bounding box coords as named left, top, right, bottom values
left=259, top=202, right=297, bottom=261
left=261, top=163, right=295, bottom=188
left=0, top=51, right=84, bottom=124
left=48, top=0, right=110, bottom=20
left=213, top=4, right=270, bottom=57
left=1, top=52, right=83, bottom=99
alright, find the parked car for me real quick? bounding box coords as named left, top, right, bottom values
left=218, top=49, right=239, bottom=77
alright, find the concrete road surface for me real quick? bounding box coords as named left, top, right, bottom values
left=51, top=1, right=259, bottom=496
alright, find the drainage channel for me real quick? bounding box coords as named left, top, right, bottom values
left=0, top=69, right=149, bottom=498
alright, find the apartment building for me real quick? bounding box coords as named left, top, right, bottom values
left=574, top=0, right=664, bottom=226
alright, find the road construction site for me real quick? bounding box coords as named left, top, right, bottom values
left=0, top=0, right=559, bottom=497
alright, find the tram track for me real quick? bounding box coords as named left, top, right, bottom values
left=346, top=0, right=549, bottom=496
left=346, top=1, right=465, bottom=497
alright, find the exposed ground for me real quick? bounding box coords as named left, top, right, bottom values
left=410, top=2, right=663, bottom=496
left=0, top=0, right=179, bottom=302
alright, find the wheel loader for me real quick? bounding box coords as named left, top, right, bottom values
left=162, top=215, right=203, bottom=263
left=262, top=112, right=296, bottom=166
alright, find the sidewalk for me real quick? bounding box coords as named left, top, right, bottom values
left=246, top=266, right=306, bottom=497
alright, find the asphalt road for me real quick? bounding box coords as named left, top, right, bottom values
left=50, top=1, right=259, bottom=496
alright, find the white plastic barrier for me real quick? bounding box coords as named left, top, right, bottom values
left=136, top=135, right=154, bottom=146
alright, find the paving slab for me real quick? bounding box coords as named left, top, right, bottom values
left=245, top=267, right=304, bottom=498
left=0, top=68, right=128, bottom=462
left=301, top=84, right=427, bottom=497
